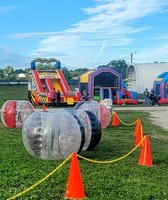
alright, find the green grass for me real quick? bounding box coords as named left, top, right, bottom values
left=1, top=111, right=168, bottom=200
left=0, top=86, right=168, bottom=200
left=0, top=85, right=28, bottom=108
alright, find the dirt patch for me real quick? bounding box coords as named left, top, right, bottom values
left=149, top=109, right=168, bottom=131
left=114, top=106, right=168, bottom=131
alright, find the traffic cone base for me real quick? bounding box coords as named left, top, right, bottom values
left=138, top=135, right=153, bottom=167
left=112, top=111, right=119, bottom=127
left=65, top=153, right=86, bottom=199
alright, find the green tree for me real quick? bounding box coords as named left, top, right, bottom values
left=61, top=67, right=72, bottom=80
left=25, top=68, right=31, bottom=73
left=97, top=64, right=106, bottom=68
left=36, top=64, right=47, bottom=70
left=98, top=60, right=128, bottom=78
left=106, top=59, right=128, bottom=78
left=35, top=63, right=56, bottom=70
left=3, top=66, right=14, bottom=81
left=70, top=68, right=89, bottom=78
left=3, top=66, right=14, bottom=75
left=8, top=73, right=16, bottom=80
left=14, top=69, right=25, bottom=74
left=0, top=69, right=4, bottom=80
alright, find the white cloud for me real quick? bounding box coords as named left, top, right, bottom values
left=30, top=0, right=168, bottom=67
left=97, top=40, right=106, bottom=57
left=6, top=32, right=62, bottom=39
left=135, top=45, right=168, bottom=63
left=3, top=0, right=168, bottom=68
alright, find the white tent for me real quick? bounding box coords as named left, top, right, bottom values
left=126, top=63, right=168, bottom=93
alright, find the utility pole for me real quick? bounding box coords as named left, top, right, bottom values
left=130, top=52, right=137, bottom=63
left=131, top=53, right=133, bottom=63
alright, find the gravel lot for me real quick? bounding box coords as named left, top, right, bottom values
left=114, top=106, right=168, bottom=131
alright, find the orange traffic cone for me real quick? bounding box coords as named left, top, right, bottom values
left=65, top=153, right=86, bottom=199
left=138, top=135, right=153, bottom=167
left=134, top=124, right=143, bottom=147
left=42, top=104, right=46, bottom=112
left=134, top=118, right=141, bottom=137
left=112, top=111, right=119, bottom=127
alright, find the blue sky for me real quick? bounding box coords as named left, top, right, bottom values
left=0, top=0, right=168, bottom=69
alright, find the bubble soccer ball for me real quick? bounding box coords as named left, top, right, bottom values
left=75, top=101, right=111, bottom=129
left=100, top=99, right=113, bottom=113
left=22, top=110, right=85, bottom=160
left=1, top=100, right=34, bottom=128
left=66, top=108, right=102, bottom=151
left=99, top=103, right=111, bottom=129
left=84, top=110, right=102, bottom=150
left=66, top=109, right=92, bottom=151
left=75, top=101, right=99, bottom=117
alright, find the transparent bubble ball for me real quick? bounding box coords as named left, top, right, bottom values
left=99, top=103, right=111, bottom=129
left=1, top=100, right=34, bottom=128
left=22, top=110, right=85, bottom=160
left=66, top=109, right=92, bottom=151
left=75, top=101, right=111, bottom=129
left=84, top=110, right=102, bottom=150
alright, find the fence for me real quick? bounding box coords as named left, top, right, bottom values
left=0, top=81, right=28, bottom=86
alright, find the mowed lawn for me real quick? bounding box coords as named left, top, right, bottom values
left=0, top=85, right=168, bottom=200
left=0, top=85, right=28, bottom=107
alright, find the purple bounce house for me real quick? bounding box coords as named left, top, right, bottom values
left=79, top=68, right=122, bottom=100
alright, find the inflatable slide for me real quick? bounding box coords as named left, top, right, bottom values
left=28, top=58, right=81, bottom=106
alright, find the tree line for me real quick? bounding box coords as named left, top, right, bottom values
left=0, top=59, right=128, bottom=81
